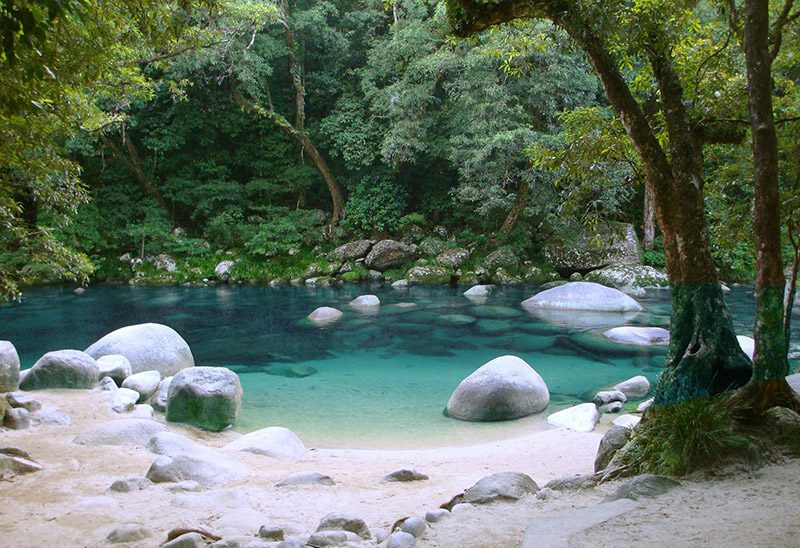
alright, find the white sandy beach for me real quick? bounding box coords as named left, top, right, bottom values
left=1, top=389, right=799, bottom=547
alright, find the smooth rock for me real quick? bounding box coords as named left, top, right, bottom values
left=382, top=469, right=429, bottom=482
left=332, top=240, right=374, bottom=261
left=594, top=425, right=633, bottom=473
left=85, top=323, right=194, bottom=376
left=463, top=284, right=492, bottom=297
left=107, top=524, right=152, bottom=543
left=603, top=327, right=670, bottom=346
left=32, top=406, right=71, bottom=426
left=110, top=388, right=141, bottom=413
left=96, top=355, right=133, bottom=385
left=787, top=373, right=800, bottom=396
left=613, top=375, right=651, bottom=399
left=4, top=407, right=30, bottom=429
left=544, top=474, right=597, bottom=491
left=122, top=370, right=161, bottom=402
left=73, top=419, right=167, bottom=446
left=110, top=477, right=154, bottom=492
left=0, top=449, right=43, bottom=479
left=131, top=404, right=154, bottom=419
left=424, top=509, right=450, bottom=523
left=258, top=526, right=285, bottom=541
left=20, top=350, right=99, bottom=390
left=274, top=471, right=335, bottom=487
left=0, top=341, right=20, bottom=392
left=450, top=503, right=476, bottom=514
left=151, top=376, right=173, bottom=412
left=594, top=390, right=627, bottom=406
left=435, top=248, right=470, bottom=269
left=601, top=401, right=624, bottom=413
left=315, top=513, right=371, bottom=539
left=365, top=240, right=417, bottom=271
left=306, top=531, right=361, bottom=546
left=166, top=367, right=241, bottom=432
left=307, top=307, right=343, bottom=326
left=463, top=472, right=539, bottom=504
left=163, top=532, right=206, bottom=548
left=392, top=279, right=409, bottom=288
left=637, top=398, right=654, bottom=412
left=522, top=282, right=643, bottom=312
left=349, top=295, right=380, bottom=310
left=167, top=481, right=202, bottom=492
left=612, top=414, right=641, bottom=429
left=99, top=376, right=118, bottom=391
left=399, top=517, right=426, bottom=538
left=215, top=260, right=236, bottom=282
left=146, top=432, right=248, bottom=486
left=605, top=474, right=680, bottom=501
left=223, top=426, right=305, bottom=460
left=547, top=403, right=600, bottom=432
left=387, top=531, right=416, bottom=548
left=446, top=355, right=549, bottom=422
left=738, top=335, right=755, bottom=360
left=7, top=391, right=42, bottom=412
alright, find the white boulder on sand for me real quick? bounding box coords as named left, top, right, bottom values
left=121, top=370, right=161, bottom=402
left=19, top=350, right=99, bottom=390
left=464, top=285, right=493, bottom=297
left=349, top=295, right=380, bottom=310
left=96, top=355, right=132, bottom=385
left=307, top=306, right=343, bottom=326
left=166, top=367, right=241, bottom=432
left=547, top=403, right=600, bottom=432
left=85, top=323, right=194, bottom=376
left=0, top=341, right=20, bottom=392
left=447, top=355, right=550, bottom=422
left=222, top=426, right=306, bottom=460
left=522, top=282, right=643, bottom=312
left=146, top=431, right=249, bottom=487
left=737, top=335, right=755, bottom=360
left=603, top=327, right=670, bottom=345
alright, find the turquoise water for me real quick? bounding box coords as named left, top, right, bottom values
left=0, top=284, right=767, bottom=448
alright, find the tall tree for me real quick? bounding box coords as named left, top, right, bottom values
left=447, top=0, right=753, bottom=404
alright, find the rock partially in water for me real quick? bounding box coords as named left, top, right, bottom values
left=222, top=426, right=306, bottom=460
left=0, top=341, right=20, bottom=392
left=307, top=306, right=343, bottom=326
left=85, top=323, right=194, bottom=376
left=463, top=284, right=492, bottom=297
left=603, top=327, right=670, bottom=346
left=547, top=403, right=600, bottom=432
left=349, top=294, right=381, bottom=311
left=614, top=375, right=651, bottom=399
left=447, top=355, right=550, bottom=422
left=522, top=282, right=643, bottom=312
left=275, top=471, right=335, bottom=487
left=20, top=350, right=99, bottom=390
left=96, top=355, right=133, bottom=385
left=166, top=367, right=241, bottom=432
left=463, top=471, right=539, bottom=504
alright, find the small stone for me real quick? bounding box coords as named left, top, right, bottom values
left=258, top=526, right=285, bottom=541
left=382, top=469, right=429, bottom=482
left=6, top=391, right=42, bottom=412
left=315, top=513, right=371, bottom=539
left=162, top=532, right=207, bottom=548
left=594, top=390, right=627, bottom=406
left=637, top=398, right=655, bottom=412
left=122, top=370, right=161, bottom=402
left=107, top=524, right=152, bottom=543
left=306, top=531, right=361, bottom=546
left=387, top=531, right=416, bottom=548
left=110, top=477, right=154, bottom=492
left=3, top=407, right=30, bottom=429
left=96, top=355, right=133, bottom=385
left=424, top=509, right=450, bottom=523
left=99, top=376, right=118, bottom=391
left=399, top=517, right=426, bottom=538
left=275, top=471, right=335, bottom=487
left=110, top=388, right=140, bottom=413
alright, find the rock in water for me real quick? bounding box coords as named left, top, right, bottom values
left=463, top=472, right=539, bottom=504
left=603, top=327, right=670, bottom=345
left=521, top=282, right=643, bottom=312
left=446, top=355, right=549, bottom=421
left=96, top=355, right=133, bottom=385
left=0, top=341, right=20, bottom=392
left=222, top=426, right=306, bottom=460
left=547, top=403, right=600, bottom=432
left=166, top=367, right=241, bottom=431
left=349, top=295, right=380, bottom=310
left=307, top=307, right=343, bottom=326
left=613, top=375, right=651, bottom=399
left=19, top=350, right=99, bottom=390
left=85, top=323, right=194, bottom=376
left=121, top=370, right=161, bottom=402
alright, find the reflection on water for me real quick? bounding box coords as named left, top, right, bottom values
left=0, top=283, right=769, bottom=448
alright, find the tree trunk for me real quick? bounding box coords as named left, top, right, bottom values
left=642, top=182, right=655, bottom=250
left=499, top=180, right=529, bottom=234
left=783, top=229, right=799, bottom=347
left=450, top=0, right=752, bottom=403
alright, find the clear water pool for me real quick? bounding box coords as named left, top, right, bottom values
left=0, top=283, right=769, bottom=448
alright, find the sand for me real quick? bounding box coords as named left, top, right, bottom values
left=1, top=389, right=799, bottom=547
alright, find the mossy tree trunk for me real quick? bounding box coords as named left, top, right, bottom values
left=448, top=0, right=752, bottom=403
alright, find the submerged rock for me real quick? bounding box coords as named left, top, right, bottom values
left=522, top=282, right=643, bottom=312
left=0, top=341, right=21, bottom=392
left=20, top=350, right=99, bottom=390
left=603, top=326, right=670, bottom=346
left=447, top=355, right=549, bottom=422
left=222, top=426, right=306, bottom=460
left=85, top=323, right=194, bottom=376
left=166, top=367, right=241, bottom=432
left=349, top=295, right=380, bottom=310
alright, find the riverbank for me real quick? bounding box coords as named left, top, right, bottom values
left=2, top=389, right=799, bottom=547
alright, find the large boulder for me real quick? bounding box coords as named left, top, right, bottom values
left=543, top=222, right=639, bottom=275
left=547, top=403, right=600, bottom=432
left=73, top=419, right=167, bottom=446
left=405, top=265, right=451, bottom=284
left=521, top=282, right=643, bottom=312
left=435, top=248, right=470, bottom=269
left=463, top=472, right=539, bottom=504
left=585, top=264, right=668, bottom=288
left=85, top=323, right=194, bottom=376
left=222, top=427, right=306, bottom=460
left=0, top=341, right=20, bottom=392
left=166, top=367, right=241, bottom=432
left=613, top=375, right=651, bottom=399
left=485, top=247, right=519, bottom=270
left=332, top=240, right=374, bottom=261
left=603, top=327, right=669, bottom=345
left=446, top=355, right=549, bottom=422
left=19, top=350, right=99, bottom=390
left=365, top=240, right=417, bottom=271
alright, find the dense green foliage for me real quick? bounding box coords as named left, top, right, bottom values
left=0, top=0, right=798, bottom=297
